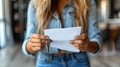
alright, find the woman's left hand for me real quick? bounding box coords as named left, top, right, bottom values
left=71, top=34, right=90, bottom=52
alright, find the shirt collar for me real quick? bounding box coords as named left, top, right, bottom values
left=52, top=0, right=73, bottom=19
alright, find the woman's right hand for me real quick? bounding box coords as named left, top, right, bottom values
left=26, top=34, right=49, bottom=54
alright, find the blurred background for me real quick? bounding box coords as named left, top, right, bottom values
left=0, top=0, right=120, bottom=67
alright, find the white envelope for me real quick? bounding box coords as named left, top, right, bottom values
left=44, top=27, right=81, bottom=52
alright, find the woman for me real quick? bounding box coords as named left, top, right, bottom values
left=22, top=0, right=102, bottom=67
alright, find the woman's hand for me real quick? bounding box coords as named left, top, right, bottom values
left=26, top=34, right=49, bottom=54
left=71, top=34, right=99, bottom=53
left=71, top=34, right=90, bottom=52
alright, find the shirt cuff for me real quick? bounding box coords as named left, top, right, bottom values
left=88, top=38, right=102, bottom=57
left=22, top=39, right=35, bottom=57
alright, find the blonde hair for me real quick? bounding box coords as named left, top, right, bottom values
left=33, top=0, right=89, bottom=34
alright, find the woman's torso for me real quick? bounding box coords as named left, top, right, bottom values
left=36, top=0, right=90, bottom=67
left=23, top=0, right=101, bottom=66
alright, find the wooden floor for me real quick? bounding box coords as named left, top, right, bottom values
left=0, top=45, right=120, bottom=67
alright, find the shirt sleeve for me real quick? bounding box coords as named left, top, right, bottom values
left=87, top=0, right=102, bottom=56
left=22, top=0, right=37, bottom=57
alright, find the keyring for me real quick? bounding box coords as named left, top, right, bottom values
left=45, top=37, right=52, bottom=53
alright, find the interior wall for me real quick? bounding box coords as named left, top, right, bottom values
left=114, top=0, right=120, bottom=10
left=0, top=0, right=6, bottom=47
left=4, top=0, right=14, bottom=45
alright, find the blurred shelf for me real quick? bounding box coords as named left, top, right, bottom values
left=99, top=19, right=120, bottom=30
left=103, top=19, right=120, bottom=24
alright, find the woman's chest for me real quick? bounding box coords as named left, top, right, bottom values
left=48, top=6, right=75, bottom=28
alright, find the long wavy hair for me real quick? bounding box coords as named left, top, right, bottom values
left=33, top=0, right=89, bottom=34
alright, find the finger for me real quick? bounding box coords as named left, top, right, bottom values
left=30, top=38, right=40, bottom=43
left=75, top=35, right=82, bottom=40
left=71, top=40, right=82, bottom=44
left=81, top=34, right=88, bottom=40
left=75, top=34, right=87, bottom=40
left=31, top=42, right=41, bottom=47
left=73, top=44, right=80, bottom=49
left=72, top=43, right=85, bottom=51
left=39, top=34, right=49, bottom=40
left=41, top=39, right=46, bottom=44
left=31, top=34, right=40, bottom=39
left=73, top=43, right=79, bottom=47
left=31, top=42, right=46, bottom=48
left=31, top=47, right=41, bottom=52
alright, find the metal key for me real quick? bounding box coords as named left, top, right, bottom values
left=46, top=38, right=52, bottom=53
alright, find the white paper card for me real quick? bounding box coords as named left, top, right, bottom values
left=44, top=27, right=81, bottom=52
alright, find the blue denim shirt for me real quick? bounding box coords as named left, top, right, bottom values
left=22, top=0, right=102, bottom=57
